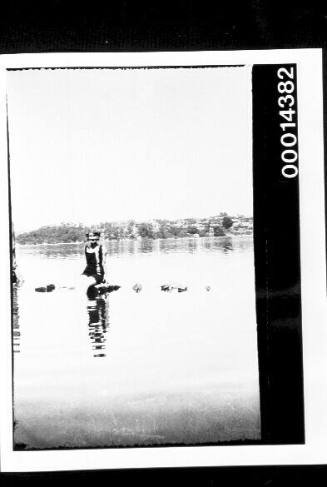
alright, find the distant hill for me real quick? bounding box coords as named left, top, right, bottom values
left=16, top=215, right=253, bottom=245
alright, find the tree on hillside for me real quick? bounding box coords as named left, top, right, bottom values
left=213, top=226, right=225, bottom=237
left=187, top=226, right=199, bottom=235
left=222, top=216, right=233, bottom=230
left=138, top=223, right=155, bottom=239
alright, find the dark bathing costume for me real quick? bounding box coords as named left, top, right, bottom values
left=82, top=242, right=105, bottom=284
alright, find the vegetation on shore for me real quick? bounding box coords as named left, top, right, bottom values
left=16, top=213, right=253, bottom=245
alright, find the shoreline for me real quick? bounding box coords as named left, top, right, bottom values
left=16, top=233, right=253, bottom=247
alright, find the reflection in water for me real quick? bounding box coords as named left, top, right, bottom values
left=24, top=243, right=85, bottom=259
left=140, top=238, right=157, bottom=254
left=222, top=237, right=233, bottom=253
left=201, top=236, right=233, bottom=253
left=187, top=238, right=197, bottom=254
left=127, top=239, right=136, bottom=255
left=160, top=238, right=176, bottom=254
left=18, top=236, right=252, bottom=262
left=12, top=284, right=21, bottom=354
left=87, top=297, right=110, bottom=358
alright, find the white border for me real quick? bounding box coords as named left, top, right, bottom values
left=0, top=49, right=326, bottom=472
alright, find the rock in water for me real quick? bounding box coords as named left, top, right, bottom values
left=132, top=283, right=142, bottom=293
left=35, top=287, right=47, bottom=293
left=108, top=285, right=121, bottom=292
left=161, top=284, right=187, bottom=292
left=98, top=284, right=121, bottom=294
left=88, top=284, right=121, bottom=299
left=161, top=284, right=173, bottom=292
left=177, top=286, right=187, bottom=292
left=35, top=284, right=55, bottom=293
left=87, top=285, right=98, bottom=300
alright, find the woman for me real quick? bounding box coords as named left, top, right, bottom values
left=82, top=231, right=106, bottom=287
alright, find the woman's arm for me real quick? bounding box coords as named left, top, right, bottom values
left=99, top=244, right=106, bottom=265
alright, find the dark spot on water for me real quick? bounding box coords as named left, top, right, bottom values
left=35, top=284, right=55, bottom=292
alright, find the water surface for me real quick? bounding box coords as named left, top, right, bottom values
left=13, top=236, right=260, bottom=449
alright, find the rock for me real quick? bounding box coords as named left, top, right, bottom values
left=99, top=284, right=121, bottom=294
left=87, top=284, right=121, bottom=299
left=177, top=286, right=188, bottom=292
left=161, top=284, right=187, bottom=292
left=35, top=287, right=47, bottom=292
left=161, top=284, right=173, bottom=292
left=132, top=283, right=142, bottom=293
left=108, top=285, right=121, bottom=292
left=35, top=284, right=55, bottom=293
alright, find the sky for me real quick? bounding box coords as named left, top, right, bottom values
left=7, top=66, right=253, bottom=233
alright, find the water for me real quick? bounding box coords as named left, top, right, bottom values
left=13, top=236, right=260, bottom=449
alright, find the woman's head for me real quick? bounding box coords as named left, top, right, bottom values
left=86, top=231, right=100, bottom=247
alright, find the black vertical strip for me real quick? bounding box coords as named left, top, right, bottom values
left=253, top=64, right=305, bottom=444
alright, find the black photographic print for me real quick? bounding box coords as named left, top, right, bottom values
left=0, top=49, right=326, bottom=472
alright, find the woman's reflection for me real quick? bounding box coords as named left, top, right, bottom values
left=87, top=297, right=109, bottom=358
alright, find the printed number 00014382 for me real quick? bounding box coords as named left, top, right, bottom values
left=277, top=66, right=298, bottom=179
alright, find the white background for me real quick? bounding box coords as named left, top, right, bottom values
left=0, top=49, right=326, bottom=471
